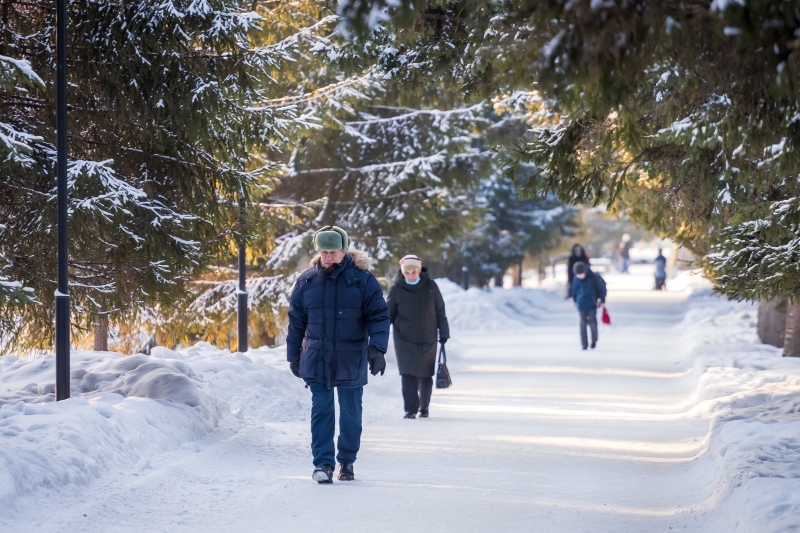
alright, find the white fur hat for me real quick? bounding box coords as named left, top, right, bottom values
left=399, top=255, right=422, bottom=271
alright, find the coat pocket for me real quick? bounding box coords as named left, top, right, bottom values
left=334, top=349, right=364, bottom=381
left=300, top=347, right=322, bottom=379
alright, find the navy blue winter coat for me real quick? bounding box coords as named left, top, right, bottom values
left=287, top=251, right=390, bottom=389
left=571, top=269, right=607, bottom=311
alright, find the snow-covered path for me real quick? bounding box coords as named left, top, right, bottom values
left=4, top=271, right=800, bottom=532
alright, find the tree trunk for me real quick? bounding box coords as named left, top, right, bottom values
left=93, top=314, right=109, bottom=352
left=513, top=262, right=523, bottom=287
left=757, top=299, right=786, bottom=348
left=784, top=300, right=800, bottom=357
left=493, top=273, right=504, bottom=288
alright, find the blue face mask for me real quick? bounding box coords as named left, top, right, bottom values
left=405, top=276, right=421, bottom=286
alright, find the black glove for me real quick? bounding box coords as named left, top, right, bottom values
left=367, top=346, right=386, bottom=376
left=289, top=360, right=301, bottom=378
left=440, top=338, right=448, bottom=345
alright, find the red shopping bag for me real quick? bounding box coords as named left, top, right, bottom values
left=601, top=307, right=611, bottom=325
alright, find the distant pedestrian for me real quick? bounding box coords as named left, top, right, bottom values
left=286, top=225, right=390, bottom=484
left=387, top=255, right=450, bottom=419
left=567, top=244, right=590, bottom=299
left=617, top=234, right=632, bottom=274
left=654, top=249, right=667, bottom=290
left=572, top=262, right=607, bottom=350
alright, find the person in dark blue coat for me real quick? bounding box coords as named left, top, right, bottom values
left=654, top=248, right=667, bottom=290
left=286, top=226, right=390, bottom=484
left=571, top=261, right=607, bottom=350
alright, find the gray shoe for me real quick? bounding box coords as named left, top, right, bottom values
left=312, top=464, right=334, bottom=484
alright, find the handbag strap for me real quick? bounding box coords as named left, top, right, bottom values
left=438, top=343, right=447, bottom=365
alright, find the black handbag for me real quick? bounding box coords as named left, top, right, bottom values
left=435, top=344, right=452, bottom=389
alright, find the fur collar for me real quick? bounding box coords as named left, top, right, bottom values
left=310, top=250, right=373, bottom=271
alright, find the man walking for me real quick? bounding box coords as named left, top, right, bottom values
left=287, top=226, right=390, bottom=484
left=571, top=262, right=607, bottom=350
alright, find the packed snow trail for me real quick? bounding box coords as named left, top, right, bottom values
left=3, top=269, right=800, bottom=532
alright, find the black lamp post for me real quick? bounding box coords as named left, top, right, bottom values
left=237, top=198, right=248, bottom=352
left=55, top=0, right=70, bottom=400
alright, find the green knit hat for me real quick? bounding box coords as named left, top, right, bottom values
left=313, top=225, right=349, bottom=251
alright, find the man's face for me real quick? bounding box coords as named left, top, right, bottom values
left=402, top=268, right=420, bottom=283
left=577, top=272, right=587, bottom=280
left=320, top=250, right=345, bottom=268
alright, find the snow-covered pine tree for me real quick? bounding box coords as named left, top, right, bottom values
left=263, top=85, right=490, bottom=276
left=118, top=2, right=388, bottom=351
left=336, top=1, right=800, bottom=306
left=258, top=16, right=578, bottom=284
left=0, top=0, right=340, bottom=351
left=0, top=56, right=41, bottom=335
left=433, top=173, right=576, bottom=287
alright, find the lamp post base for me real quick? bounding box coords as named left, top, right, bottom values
left=55, top=293, right=70, bottom=401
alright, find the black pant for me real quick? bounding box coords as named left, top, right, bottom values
left=579, top=309, right=598, bottom=348
left=401, top=375, right=433, bottom=414
left=655, top=277, right=666, bottom=290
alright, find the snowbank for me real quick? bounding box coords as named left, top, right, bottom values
left=435, top=277, right=564, bottom=331
left=626, top=301, right=800, bottom=531
left=162, top=342, right=308, bottom=422
left=0, top=344, right=308, bottom=510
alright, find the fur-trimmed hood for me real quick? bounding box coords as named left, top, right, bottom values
left=310, top=250, right=373, bottom=271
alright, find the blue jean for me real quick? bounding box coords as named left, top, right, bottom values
left=579, top=309, right=598, bottom=348
left=308, top=382, right=363, bottom=468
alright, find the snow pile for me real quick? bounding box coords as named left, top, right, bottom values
left=0, top=344, right=307, bottom=510
left=435, top=278, right=563, bottom=331
left=156, top=342, right=308, bottom=422
left=668, top=269, right=714, bottom=293
left=0, top=351, right=223, bottom=508
left=693, top=367, right=800, bottom=532
left=649, top=302, right=800, bottom=530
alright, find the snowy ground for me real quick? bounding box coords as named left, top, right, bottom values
left=2, top=269, right=800, bottom=532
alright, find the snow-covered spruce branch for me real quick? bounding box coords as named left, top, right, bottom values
left=290, top=150, right=490, bottom=177
left=346, top=102, right=487, bottom=126
left=264, top=230, right=315, bottom=271
left=186, top=274, right=293, bottom=325
left=118, top=144, right=279, bottom=184
left=707, top=197, right=800, bottom=299
left=58, top=160, right=201, bottom=234
left=0, top=274, right=38, bottom=306
left=0, top=54, right=44, bottom=88
left=505, top=205, right=571, bottom=228
left=257, top=198, right=325, bottom=210
left=249, top=67, right=380, bottom=111
left=0, top=121, right=43, bottom=165
left=192, top=15, right=338, bottom=60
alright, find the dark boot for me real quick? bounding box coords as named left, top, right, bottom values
left=337, top=462, right=354, bottom=481
left=312, top=464, right=334, bottom=484
left=419, top=411, right=429, bottom=418
left=404, top=412, right=416, bottom=419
